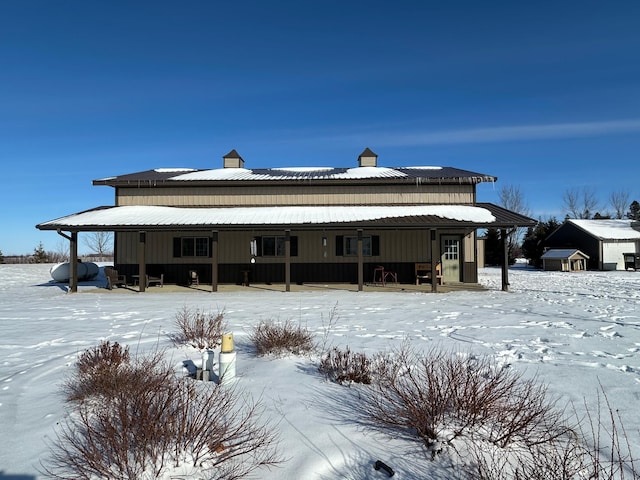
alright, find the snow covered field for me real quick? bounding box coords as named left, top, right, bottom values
left=1, top=263, right=639, bottom=479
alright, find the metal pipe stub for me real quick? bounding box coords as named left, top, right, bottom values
left=374, top=460, right=394, bottom=477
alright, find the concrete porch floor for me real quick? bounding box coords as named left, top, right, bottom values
left=87, top=281, right=487, bottom=294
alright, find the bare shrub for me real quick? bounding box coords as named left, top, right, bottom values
left=461, top=434, right=591, bottom=480
left=318, top=346, right=373, bottom=385
left=44, top=347, right=281, bottom=479
left=363, top=344, right=571, bottom=453
left=317, top=302, right=340, bottom=356
left=64, top=340, right=135, bottom=402
left=173, top=305, right=226, bottom=350
left=358, top=344, right=639, bottom=479
left=576, top=385, right=639, bottom=480
left=250, top=319, right=314, bottom=356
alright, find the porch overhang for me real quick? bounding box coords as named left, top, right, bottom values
left=36, top=203, right=536, bottom=232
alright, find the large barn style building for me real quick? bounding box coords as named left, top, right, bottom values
left=545, top=219, right=640, bottom=271
left=37, top=148, right=536, bottom=292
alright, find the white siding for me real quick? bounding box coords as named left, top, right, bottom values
left=602, top=240, right=636, bottom=270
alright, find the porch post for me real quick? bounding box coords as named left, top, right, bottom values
left=70, top=232, right=78, bottom=293
left=357, top=229, right=363, bottom=291
left=285, top=229, right=291, bottom=292
left=501, top=228, right=509, bottom=292
left=211, top=231, right=218, bottom=292
left=430, top=229, right=439, bottom=293
left=138, top=231, right=146, bottom=292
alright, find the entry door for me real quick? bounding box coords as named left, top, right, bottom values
left=441, top=235, right=461, bottom=283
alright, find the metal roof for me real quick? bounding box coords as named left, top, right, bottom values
left=541, top=248, right=590, bottom=259
left=36, top=203, right=536, bottom=232
left=567, top=219, right=640, bottom=241
left=93, top=165, right=497, bottom=186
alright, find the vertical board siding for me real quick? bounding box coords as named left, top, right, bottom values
left=115, top=184, right=476, bottom=206
left=118, top=230, right=436, bottom=264
left=115, top=228, right=476, bottom=284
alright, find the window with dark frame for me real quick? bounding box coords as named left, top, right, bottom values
left=262, top=236, right=286, bottom=256
left=338, top=235, right=377, bottom=256
left=252, top=235, right=299, bottom=257
left=181, top=237, right=209, bottom=257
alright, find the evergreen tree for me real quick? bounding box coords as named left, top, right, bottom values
left=0, top=249, right=4, bottom=264
left=484, top=228, right=503, bottom=266
left=33, top=242, right=49, bottom=263
left=627, top=200, right=640, bottom=221
left=484, top=228, right=519, bottom=266
left=521, top=218, right=561, bottom=268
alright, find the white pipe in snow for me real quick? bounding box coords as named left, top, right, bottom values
left=219, top=351, right=237, bottom=383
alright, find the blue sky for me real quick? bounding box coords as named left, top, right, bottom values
left=1, top=1, right=639, bottom=255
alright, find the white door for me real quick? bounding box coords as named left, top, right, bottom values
left=441, top=235, right=461, bottom=283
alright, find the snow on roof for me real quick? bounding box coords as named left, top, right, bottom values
left=569, top=219, right=640, bottom=240
left=330, top=167, right=407, bottom=179
left=171, top=168, right=256, bottom=181
left=170, top=166, right=409, bottom=181
left=271, top=167, right=334, bottom=172
left=402, top=166, right=442, bottom=170
left=39, top=205, right=496, bottom=228
left=541, top=248, right=589, bottom=259
left=154, top=168, right=197, bottom=173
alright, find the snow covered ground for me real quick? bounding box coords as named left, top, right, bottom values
left=1, top=263, right=639, bottom=479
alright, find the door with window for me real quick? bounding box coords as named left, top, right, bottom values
left=441, top=235, right=461, bottom=283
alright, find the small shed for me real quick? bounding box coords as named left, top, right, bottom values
left=541, top=249, right=590, bottom=272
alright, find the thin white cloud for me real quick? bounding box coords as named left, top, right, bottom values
left=323, top=119, right=640, bottom=147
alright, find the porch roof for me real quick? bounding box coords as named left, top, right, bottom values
left=37, top=203, right=536, bottom=232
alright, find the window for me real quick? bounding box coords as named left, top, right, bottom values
left=174, top=237, right=210, bottom=257
left=443, top=238, right=459, bottom=260
left=253, top=236, right=298, bottom=257
left=262, top=236, right=286, bottom=256
left=335, top=235, right=379, bottom=256
left=345, top=236, right=371, bottom=256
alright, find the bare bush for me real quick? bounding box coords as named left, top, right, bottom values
left=172, top=305, right=226, bottom=350
left=317, top=302, right=340, bottom=356
left=363, top=344, right=571, bottom=454
left=576, top=385, right=639, bottom=480
left=250, top=319, right=314, bottom=356
left=44, top=344, right=282, bottom=479
left=318, top=346, right=373, bottom=385
left=64, top=340, right=135, bottom=402
left=357, top=344, right=639, bottom=479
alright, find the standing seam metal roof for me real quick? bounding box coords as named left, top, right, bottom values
left=93, top=166, right=497, bottom=184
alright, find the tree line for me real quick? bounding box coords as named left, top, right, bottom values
left=0, top=232, right=113, bottom=264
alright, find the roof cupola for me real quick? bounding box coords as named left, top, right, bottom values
left=223, top=149, right=245, bottom=168
left=358, top=147, right=378, bottom=167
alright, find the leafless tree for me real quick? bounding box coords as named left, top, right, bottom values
left=499, top=185, right=531, bottom=218
left=82, top=231, right=113, bottom=257
left=498, top=185, right=531, bottom=259
left=609, top=190, right=631, bottom=219
left=51, top=239, right=70, bottom=262
left=563, top=187, right=599, bottom=219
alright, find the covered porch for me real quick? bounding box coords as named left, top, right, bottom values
left=36, top=203, right=536, bottom=294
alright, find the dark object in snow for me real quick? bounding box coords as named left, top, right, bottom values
left=374, top=460, right=395, bottom=477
